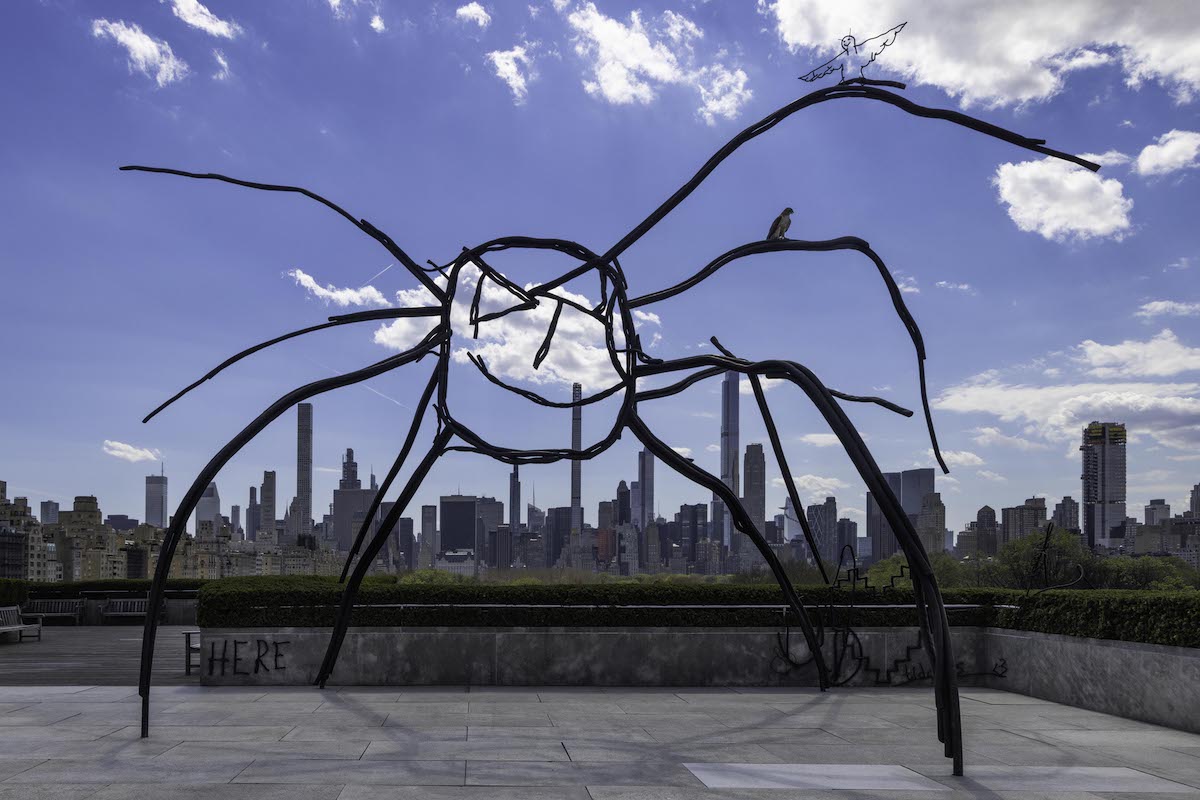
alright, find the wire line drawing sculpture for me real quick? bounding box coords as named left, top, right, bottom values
left=799, top=22, right=907, bottom=83
left=126, top=73, right=1099, bottom=776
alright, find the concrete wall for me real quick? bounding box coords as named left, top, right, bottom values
left=198, top=624, right=1200, bottom=733
left=198, top=626, right=989, bottom=688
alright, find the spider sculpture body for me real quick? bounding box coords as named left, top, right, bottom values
left=127, top=78, right=1099, bottom=776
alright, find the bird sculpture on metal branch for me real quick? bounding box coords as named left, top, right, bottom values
left=799, top=22, right=906, bottom=84
left=767, top=207, right=794, bottom=240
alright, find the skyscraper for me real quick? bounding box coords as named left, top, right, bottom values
left=440, top=495, right=478, bottom=552
left=1145, top=499, right=1170, bottom=526
left=742, top=443, right=766, bottom=537
left=615, top=480, right=631, bottom=526
left=194, top=482, right=221, bottom=538
left=421, top=505, right=437, bottom=552
left=866, top=469, right=930, bottom=565
left=509, top=465, right=520, bottom=531
left=40, top=500, right=59, bottom=526
left=836, top=517, right=858, bottom=555
left=1191, top=484, right=1200, bottom=519
left=630, top=480, right=642, bottom=535
left=1052, top=496, right=1079, bottom=532
left=247, top=486, right=259, bottom=542
left=230, top=505, right=241, bottom=539
left=714, top=370, right=740, bottom=550
left=145, top=474, right=167, bottom=529
left=637, top=448, right=655, bottom=529
left=1001, top=498, right=1047, bottom=545
left=260, top=472, right=276, bottom=546
left=806, top=496, right=838, bottom=566
left=677, top=503, right=707, bottom=562
left=570, top=382, right=582, bottom=534
left=296, top=403, right=313, bottom=541
left=916, top=492, right=946, bottom=554
left=333, top=450, right=377, bottom=552
left=1081, top=421, right=1126, bottom=548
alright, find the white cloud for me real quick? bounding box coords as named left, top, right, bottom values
left=1076, top=329, right=1200, bottom=378
left=456, top=2, right=492, bottom=30
left=971, top=426, right=1049, bottom=451
left=375, top=267, right=623, bottom=392
left=672, top=446, right=693, bottom=458
left=933, top=449, right=984, bottom=467
left=1079, top=150, right=1131, bottom=167
left=798, top=433, right=839, bottom=447
left=934, top=280, right=976, bottom=295
left=632, top=310, right=661, bottom=326
left=705, top=443, right=721, bottom=453
left=1165, top=257, right=1193, bottom=272
left=212, top=49, right=231, bottom=81
left=552, top=0, right=569, bottom=11
left=737, top=376, right=780, bottom=395
left=287, top=268, right=391, bottom=308
left=91, top=19, right=189, bottom=87
left=1135, top=130, right=1200, bottom=176
left=977, top=470, right=1008, bottom=483
left=1135, top=300, right=1200, bottom=319
left=103, top=440, right=160, bottom=463
left=771, top=474, right=850, bottom=502
left=762, top=1, right=1200, bottom=107
left=370, top=15, right=386, bottom=33
left=993, top=158, right=1132, bottom=242
left=487, top=43, right=536, bottom=102
left=566, top=3, right=752, bottom=124
left=170, top=0, right=241, bottom=38
left=893, top=273, right=919, bottom=294
left=935, top=377, right=1200, bottom=449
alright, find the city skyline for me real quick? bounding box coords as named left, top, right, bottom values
left=2, top=2, right=1199, bottom=537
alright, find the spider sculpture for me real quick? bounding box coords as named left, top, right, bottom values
left=128, top=77, right=1098, bottom=775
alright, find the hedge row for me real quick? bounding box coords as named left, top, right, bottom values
left=995, top=590, right=1200, bottom=649
left=197, top=576, right=1010, bottom=629
left=0, top=579, right=29, bottom=606
left=27, top=579, right=207, bottom=598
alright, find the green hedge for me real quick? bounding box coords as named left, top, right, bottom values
left=995, top=590, right=1200, bottom=648
left=0, top=579, right=29, bottom=606
left=28, top=579, right=207, bottom=598
left=197, top=576, right=1009, bottom=629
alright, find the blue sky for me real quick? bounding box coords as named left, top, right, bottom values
left=2, top=0, right=1198, bottom=536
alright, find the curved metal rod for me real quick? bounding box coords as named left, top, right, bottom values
left=629, top=237, right=944, bottom=472
left=536, top=79, right=1098, bottom=298
left=317, top=426, right=455, bottom=686
left=143, top=307, right=442, bottom=423
left=338, top=366, right=442, bottom=582
left=137, top=328, right=447, bottom=736
left=119, top=165, right=446, bottom=300
left=634, top=352, right=963, bottom=774
left=466, top=353, right=626, bottom=409
left=625, top=413, right=830, bottom=690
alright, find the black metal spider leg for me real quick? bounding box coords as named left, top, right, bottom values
left=339, top=366, right=441, bottom=582
left=635, top=355, right=962, bottom=774
left=316, top=426, right=455, bottom=688
left=625, top=414, right=831, bottom=690
left=137, top=330, right=445, bottom=738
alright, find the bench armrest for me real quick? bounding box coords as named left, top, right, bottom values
left=20, top=613, right=44, bottom=623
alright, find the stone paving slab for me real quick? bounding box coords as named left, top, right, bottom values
left=684, top=763, right=949, bottom=790
left=3, top=682, right=1200, bottom=797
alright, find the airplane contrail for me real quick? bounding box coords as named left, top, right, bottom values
left=359, top=262, right=393, bottom=289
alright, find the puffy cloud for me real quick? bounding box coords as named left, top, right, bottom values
left=971, top=426, right=1048, bottom=451
left=632, top=310, right=661, bottom=326
left=287, top=269, right=391, bottom=308
left=170, top=0, right=241, bottom=38
left=1076, top=329, right=1200, bottom=378
left=1135, top=300, right=1200, bottom=319
left=672, top=446, right=693, bottom=458
left=993, top=158, right=1132, bottom=242
left=375, top=267, right=623, bottom=392
left=1165, top=257, right=1192, bottom=272
left=933, top=449, right=984, bottom=467
left=103, top=440, right=160, bottom=463
left=91, top=19, right=189, bottom=87
left=935, top=377, right=1200, bottom=449
left=370, top=15, right=386, bottom=33
left=977, top=470, right=1008, bottom=483
left=705, top=443, right=721, bottom=453
left=1079, top=150, right=1131, bottom=167
left=456, top=3, right=492, bottom=30
left=566, top=3, right=752, bottom=124
left=893, top=273, right=919, bottom=294
left=486, top=43, right=536, bottom=102
left=798, top=433, right=839, bottom=447
left=212, top=49, right=231, bottom=81
left=1135, top=130, right=1200, bottom=176
left=762, top=0, right=1200, bottom=107
left=771, top=473, right=850, bottom=501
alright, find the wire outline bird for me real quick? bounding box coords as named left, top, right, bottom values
left=799, top=22, right=907, bottom=84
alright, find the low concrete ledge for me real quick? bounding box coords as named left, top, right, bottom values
left=198, top=626, right=988, bottom=688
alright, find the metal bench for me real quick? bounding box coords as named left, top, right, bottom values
left=23, top=598, right=84, bottom=625
left=101, top=597, right=157, bottom=624
left=0, top=606, right=42, bottom=642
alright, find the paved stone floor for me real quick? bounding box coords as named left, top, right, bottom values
left=3, top=630, right=1200, bottom=798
